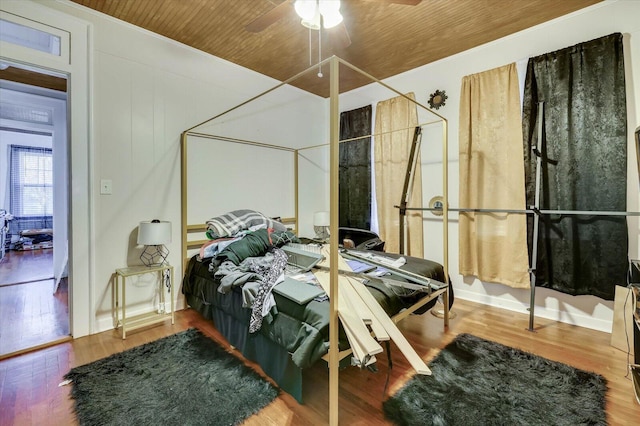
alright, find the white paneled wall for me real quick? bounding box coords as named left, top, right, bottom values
left=43, top=0, right=327, bottom=332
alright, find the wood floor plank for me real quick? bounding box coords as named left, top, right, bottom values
left=0, top=250, right=69, bottom=358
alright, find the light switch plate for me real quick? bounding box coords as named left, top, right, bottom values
left=100, top=179, right=112, bottom=195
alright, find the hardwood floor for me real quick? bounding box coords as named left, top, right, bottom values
left=0, top=250, right=69, bottom=358
left=0, top=249, right=53, bottom=285
left=0, top=299, right=638, bottom=425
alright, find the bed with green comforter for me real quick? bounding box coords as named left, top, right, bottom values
left=182, top=247, right=452, bottom=403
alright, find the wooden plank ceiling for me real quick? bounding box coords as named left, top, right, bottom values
left=71, top=0, right=602, bottom=97
left=0, top=66, right=67, bottom=92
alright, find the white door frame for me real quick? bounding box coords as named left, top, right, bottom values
left=1, top=0, right=93, bottom=337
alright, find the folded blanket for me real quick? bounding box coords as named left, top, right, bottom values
left=216, top=228, right=299, bottom=265
left=206, top=209, right=288, bottom=239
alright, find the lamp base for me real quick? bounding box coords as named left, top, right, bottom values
left=430, top=305, right=457, bottom=319
left=140, top=245, right=169, bottom=267
left=314, top=225, right=329, bottom=241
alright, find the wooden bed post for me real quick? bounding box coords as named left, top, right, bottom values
left=328, top=55, right=340, bottom=426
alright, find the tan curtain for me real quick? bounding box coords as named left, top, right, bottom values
left=459, top=63, right=530, bottom=288
left=374, top=93, right=423, bottom=257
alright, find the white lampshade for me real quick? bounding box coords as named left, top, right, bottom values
left=137, top=220, right=172, bottom=245
left=313, top=211, right=330, bottom=227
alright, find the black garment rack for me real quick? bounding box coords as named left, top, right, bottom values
left=397, top=102, right=640, bottom=331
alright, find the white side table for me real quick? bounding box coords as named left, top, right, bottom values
left=114, top=264, right=174, bottom=339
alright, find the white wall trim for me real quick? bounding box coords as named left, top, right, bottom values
left=454, top=290, right=614, bottom=333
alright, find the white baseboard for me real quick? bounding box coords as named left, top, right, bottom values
left=454, top=288, right=613, bottom=333
left=93, top=297, right=187, bottom=335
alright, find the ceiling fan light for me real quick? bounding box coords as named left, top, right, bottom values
left=301, top=7, right=321, bottom=30
left=318, top=0, right=341, bottom=15
left=321, top=11, right=343, bottom=29
left=301, top=17, right=321, bottom=31
left=294, top=0, right=318, bottom=21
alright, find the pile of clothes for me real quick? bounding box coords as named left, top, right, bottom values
left=200, top=210, right=299, bottom=333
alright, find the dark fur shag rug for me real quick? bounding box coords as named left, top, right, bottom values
left=383, top=333, right=607, bottom=426
left=65, top=328, right=278, bottom=426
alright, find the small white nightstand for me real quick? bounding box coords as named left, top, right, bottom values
left=114, top=264, right=174, bottom=339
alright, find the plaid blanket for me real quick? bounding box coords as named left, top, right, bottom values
left=206, top=209, right=287, bottom=239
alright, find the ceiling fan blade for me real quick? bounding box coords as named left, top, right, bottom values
left=329, top=22, right=351, bottom=48
left=245, top=1, right=293, bottom=33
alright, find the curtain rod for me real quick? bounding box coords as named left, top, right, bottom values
left=403, top=206, right=640, bottom=216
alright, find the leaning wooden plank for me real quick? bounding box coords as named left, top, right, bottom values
left=312, top=270, right=366, bottom=359
left=340, top=276, right=390, bottom=341
left=314, top=271, right=383, bottom=357
left=340, top=309, right=369, bottom=364
left=340, top=308, right=377, bottom=364
left=346, top=276, right=432, bottom=375
left=319, top=245, right=354, bottom=274
left=315, top=266, right=390, bottom=342
left=319, top=247, right=390, bottom=340
left=314, top=270, right=383, bottom=357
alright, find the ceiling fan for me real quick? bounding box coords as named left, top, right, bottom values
left=246, top=0, right=422, bottom=48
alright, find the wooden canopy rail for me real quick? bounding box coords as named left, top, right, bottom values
left=180, top=56, right=448, bottom=426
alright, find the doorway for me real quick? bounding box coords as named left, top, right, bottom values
left=0, top=63, right=70, bottom=358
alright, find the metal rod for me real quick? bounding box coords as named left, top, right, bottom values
left=528, top=101, right=544, bottom=332
left=295, top=120, right=442, bottom=152
left=337, top=57, right=447, bottom=122
left=184, top=56, right=336, bottom=133
left=538, top=209, right=640, bottom=216
left=403, top=206, right=640, bottom=216
left=398, top=127, right=422, bottom=255
left=328, top=56, right=340, bottom=426
left=185, top=132, right=296, bottom=152
left=442, top=118, right=450, bottom=328
left=180, top=131, right=188, bottom=270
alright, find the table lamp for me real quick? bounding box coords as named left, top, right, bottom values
left=137, top=219, right=171, bottom=266
left=313, top=211, right=330, bottom=241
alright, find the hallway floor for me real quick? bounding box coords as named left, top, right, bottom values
left=0, top=249, right=69, bottom=358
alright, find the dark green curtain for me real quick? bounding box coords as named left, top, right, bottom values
left=522, top=33, right=628, bottom=301
left=339, top=105, right=372, bottom=229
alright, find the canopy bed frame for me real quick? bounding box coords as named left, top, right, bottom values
left=180, top=56, right=449, bottom=425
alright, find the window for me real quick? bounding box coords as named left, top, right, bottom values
left=0, top=18, right=61, bottom=56
left=0, top=12, right=70, bottom=67
left=10, top=145, right=53, bottom=218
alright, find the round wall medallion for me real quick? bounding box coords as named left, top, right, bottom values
left=428, top=89, right=447, bottom=110
left=429, top=195, right=445, bottom=216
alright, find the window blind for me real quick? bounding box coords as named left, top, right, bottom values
left=9, top=144, right=53, bottom=219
